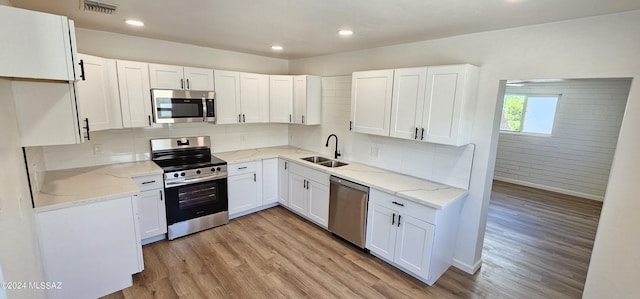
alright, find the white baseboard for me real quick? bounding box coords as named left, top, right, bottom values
left=453, top=258, right=482, bottom=275
left=493, top=176, right=604, bottom=202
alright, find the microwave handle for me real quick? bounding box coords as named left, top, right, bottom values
left=202, top=99, right=207, bottom=121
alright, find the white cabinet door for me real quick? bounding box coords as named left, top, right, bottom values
left=214, top=70, right=242, bottom=124
left=394, top=215, right=435, bottom=279
left=293, top=75, right=321, bottom=125
left=262, top=158, right=278, bottom=205
left=351, top=70, right=394, bottom=136
left=117, top=60, right=152, bottom=128
left=184, top=67, right=214, bottom=91
left=36, top=196, right=141, bottom=299
left=240, top=72, right=270, bottom=123
left=278, top=159, right=289, bottom=206
left=288, top=172, right=308, bottom=215
left=307, top=179, right=330, bottom=228
left=422, top=64, right=478, bottom=146
left=270, top=75, right=293, bottom=123
left=389, top=67, right=427, bottom=140
left=149, top=63, right=184, bottom=89
left=0, top=6, right=77, bottom=81
left=366, top=202, right=397, bottom=262
left=228, top=172, right=259, bottom=216
left=77, top=54, right=122, bottom=132
left=138, top=189, right=167, bottom=240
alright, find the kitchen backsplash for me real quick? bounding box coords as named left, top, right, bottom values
left=39, top=123, right=288, bottom=171
left=289, top=76, right=475, bottom=190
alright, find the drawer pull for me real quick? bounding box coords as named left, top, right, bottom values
left=392, top=201, right=404, bottom=207
left=141, top=180, right=156, bottom=185
left=238, top=166, right=248, bottom=170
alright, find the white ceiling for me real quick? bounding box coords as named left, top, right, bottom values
left=9, top=0, right=640, bottom=59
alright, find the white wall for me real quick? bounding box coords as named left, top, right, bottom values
left=290, top=76, right=474, bottom=189
left=0, top=79, right=46, bottom=299
left=495, top=79, right=631, bottom=201
left=289, top=10, right=640, bottom=297
left=41, top=123, right=288, bottom=171
left=75, top=28, right=288, bottom=74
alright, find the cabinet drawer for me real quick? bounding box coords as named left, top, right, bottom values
left=289, top=162, right=329, bottom=185
left=370, top=189, right=436, bottom=224
left=228, top=161, right=257, bottom=176
left=132, top=174, right=163, bottom=191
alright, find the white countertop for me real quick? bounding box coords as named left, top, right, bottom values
left=35, top=161, right=163, bottom=212
left=215, top=146, right=468, bottom=209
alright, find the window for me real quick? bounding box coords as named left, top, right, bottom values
left=500, top=94, right=560, bottom=135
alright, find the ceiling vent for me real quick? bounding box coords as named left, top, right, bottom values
left=82, top=0, right=117, bottom=14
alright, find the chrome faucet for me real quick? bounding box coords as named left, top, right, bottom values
left=325, top=134, right=341, bottom=159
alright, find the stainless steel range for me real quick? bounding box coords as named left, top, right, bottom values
left=150, top=136, right=228, bottom=240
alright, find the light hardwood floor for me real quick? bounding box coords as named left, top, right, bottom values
left=103, top=181, right=602, bottom=298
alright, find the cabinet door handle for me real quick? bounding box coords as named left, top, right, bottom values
left=186, top=78, right=190, bottom=89
left=159, top=190, right=163, bottom=201
left=238, top=114, right=242, bottom=123
left=289, top=114, right=292, bottom=123
left=148, top=115, right=152, bottom=126
left=78, top=59, right=86, bottom=81
left=397, top=215, right=401, bottom=227
left=141, top=180, right=156, bottom=185
left=421, top=128, right=425, bottom=140
left=301, top=115, right=305, bottom=124
left=392, top=213, right=395, bottom=225
left=284, top=161, right=288, bottom=170
left=181, top=78, right=184, bottom=89
left=242, top=114, right=246, bottom=123
left=253, top=173, right=256, bottom=182
left=82, top=118, right=91, bottom=141
left=414, top=127, right=418, bottom=139
left=349, top=121, right=353, bottom=131
left=392, top=201, right=404, bottom=207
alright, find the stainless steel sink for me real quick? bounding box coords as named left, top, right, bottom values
left=301, top=156, right=331, bottom=163
left=319, top=160, right=349, bottom=168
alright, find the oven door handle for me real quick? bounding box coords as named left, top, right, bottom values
left=165, top=175, right=223, bottom=187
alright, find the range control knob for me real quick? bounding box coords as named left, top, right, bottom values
left=216, top=167, right=221, bottom=171
left=196, top=170, right=201, bottom=175
left=173, top=173, right=179, bottom=178
left=180, top=172, right=186, bottom=177
left=210, top=168, right=216, bottom=172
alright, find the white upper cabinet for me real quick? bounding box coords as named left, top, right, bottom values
left=351, top=64, right=478, bottom=146
left=214, top=70, right=242, bottom=124
left=76, top=54, right=122, bottom=133
left=116, top=60, right=152, bottom=128
left=240, top=72, right=270, bottom=123
left=389, top=67, right=427, bottom=140
left=149, top=63, right=214, bottom=90
left=351, top=70, right=394, bottom=135
left=421, top=64, right=479, bottom=146
left=293, top=75, right=321, bottom=125
left=0, top=6, right=78, bottom=81
left=269, top=75, right=294, bottom=123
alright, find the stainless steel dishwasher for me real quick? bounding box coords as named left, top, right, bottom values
left=328, top=176, right=369, bottom=249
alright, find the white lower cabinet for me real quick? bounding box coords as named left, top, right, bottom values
left=228, top=161, right=262, bottom=218
left=262, top=158, right=278, bottom=205
left=366, top=188, right=461, bottom=285
left=36, top=196, right=143, bottom=299
left=287, top=162, right=330, bottom=228
left=132, top=174, right=166, bottom=245
left=278, top=159, right=289, bottom=206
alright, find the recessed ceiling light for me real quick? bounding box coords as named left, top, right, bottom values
left=271, top=45, right=283, bottom=51
left=125, top=19, right=144, bottom=27
left=338, top=29, right=353, bottom=36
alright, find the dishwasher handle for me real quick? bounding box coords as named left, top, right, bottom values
left=329, top=176, right=369, bottom=193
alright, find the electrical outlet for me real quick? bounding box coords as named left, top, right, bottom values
left=370, top=147, right=379, bottom=158
left=94, top=144, right=103, bottom=154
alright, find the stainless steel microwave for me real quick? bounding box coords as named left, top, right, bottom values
left=151, top=89, right=215, bottom=124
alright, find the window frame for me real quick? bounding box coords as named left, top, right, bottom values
left=500, top=93, right=561, bottom=136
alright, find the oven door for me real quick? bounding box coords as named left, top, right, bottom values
left=164, top=178, right=228, bottom=225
